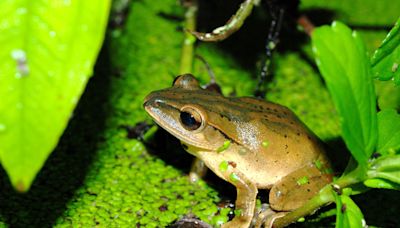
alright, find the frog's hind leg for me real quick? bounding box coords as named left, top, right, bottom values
left=269, top=164, right=331, bottom=212
left=259, top=164, right=332, bottom=227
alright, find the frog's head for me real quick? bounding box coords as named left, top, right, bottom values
left=143, top=74, right=230, bottom=152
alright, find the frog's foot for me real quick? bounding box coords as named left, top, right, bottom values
left=190, top=0, right=259, bottom=41
left=260, top=211, right=287, bottom=228
left=252, top=204, right=286, bottom=228
left=189, top=158, right=208, bottom=183
left=221, top=217, right=253, bottom=228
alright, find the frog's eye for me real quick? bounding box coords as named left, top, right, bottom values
left=179, top=107, right=203, bottom=131
left=173, top=74, right=200, bottom=89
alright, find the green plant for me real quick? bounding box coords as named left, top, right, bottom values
left=309, top=20, right=400, bottom=227
left=0, top=1, right=111, bottom=191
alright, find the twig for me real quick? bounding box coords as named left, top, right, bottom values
left=179, top=0, right=198, bottom=74
left=190, top=0, right=259, bottom=41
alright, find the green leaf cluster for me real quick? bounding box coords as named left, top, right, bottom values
left=312, top=18, right=400, bottom=227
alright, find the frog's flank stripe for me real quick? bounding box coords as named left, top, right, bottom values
left=154, top=89, right=303, bottom=140
left=176, top=96, right=292, bottom=127
left=160, top=89, right=292, bottom=118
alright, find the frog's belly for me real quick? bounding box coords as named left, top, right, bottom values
left=196, top=146, right=324, bottom=189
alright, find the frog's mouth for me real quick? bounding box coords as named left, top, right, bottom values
left=143, top=97, right=215, bottom=151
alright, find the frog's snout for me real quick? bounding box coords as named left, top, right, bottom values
left=143, top=93, right=164, bottom=111
left=143, top=92, right=155, bottom=107
left=143, top=95, right=151, bottom=108
left=143, top=96, right=155, bottom=109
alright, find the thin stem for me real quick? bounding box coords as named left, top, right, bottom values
left=335, top=163, right=367, bottom=188
left=255, top=3, right=285, bottom=98
left=179, top=0, right=198, bottom=74
left=190, top=0, right=257, bottom=41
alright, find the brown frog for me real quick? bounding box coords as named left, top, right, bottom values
left=143, top=74, right=332, bottom=227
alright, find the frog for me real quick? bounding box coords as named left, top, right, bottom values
left=143, top=74, right=332, bottom=228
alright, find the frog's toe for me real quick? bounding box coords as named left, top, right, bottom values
left=262, top=212, right=287, bottom=228
left=221, top=216, right=252, bottom=228
left=252, top=203, right=272, bottom=228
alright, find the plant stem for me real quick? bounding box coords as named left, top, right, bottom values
left=179, top=0, right=198, bottom=74
left=191, top=0, right=258, bottom=41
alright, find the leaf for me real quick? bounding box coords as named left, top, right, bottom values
left=0, top=0, right=111, bottom=191
left=377, top=109, right=400, bottom=155
left=375, top=80, right=400, bottom=111
left=367, top=154, right=400, bottom=185
left=371, top=17, right=400, bottom=85
left=312, top=21, right=378, bottom=166
left=364, top=178, right=400, bottom=190
left=335, top=194, right=365, bottom=228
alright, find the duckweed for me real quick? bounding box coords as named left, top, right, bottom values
left=234, top=209, right=243, bottom=216
left=0, top=0, right=397, bottom=227
left=298, top=217, right=305, bottom=222
left=229, top=173, right=240, bottom=183
left=297, top=176, right=309, bottom=185
left=219, top=161, right=229, bottom=172
left=217, top=140, right=231, bottom=153
left=314, top=159, right=323, bottom=170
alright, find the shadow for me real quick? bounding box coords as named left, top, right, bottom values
left=148, top=128, right=193, bottom=173
left=195, top=0, right=314, bottom=76
left=301, top=8, right=337, bottom=26
left=0, top=43, right=112, bottom=227
left=354, top=189, right=400, bottom=227
left=324, top=137, right=351, bottom=173
left=196, top=0, right=267, bottom=74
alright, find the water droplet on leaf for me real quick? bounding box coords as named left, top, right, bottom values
left=49, top=31, right=56, bottom=37
left=0, top=124, right=6, bottom=132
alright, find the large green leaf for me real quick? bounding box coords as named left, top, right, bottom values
left=371, top=17, right=400, bottom=85
left=0, top=0, right=111, bottom=191
left=377, top=109, right=400, bottom=155
left=312, top=22, right=378, bottom=166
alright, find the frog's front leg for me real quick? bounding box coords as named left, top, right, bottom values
left=189, top=158, right=208, bottom=183
left=219, top=168, right=258, bottom=228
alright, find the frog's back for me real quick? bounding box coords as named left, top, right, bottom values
left=203, top=95, right=331, bottom=188
left=147, top=85, right=331, bottom=188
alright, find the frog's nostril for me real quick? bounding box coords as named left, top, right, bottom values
left=143, top=98, right=151, bottom=108
left=143, top=97, right=162, bottom=108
